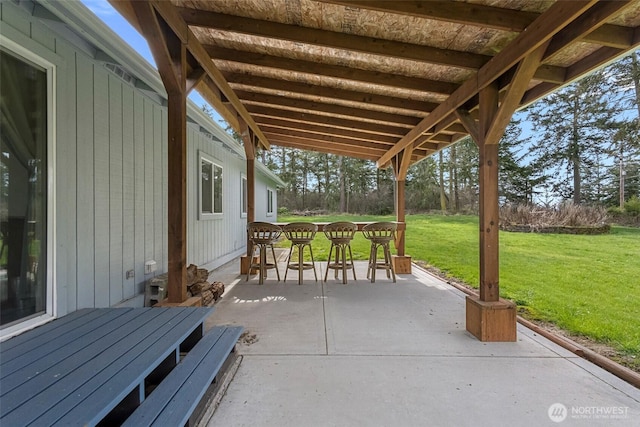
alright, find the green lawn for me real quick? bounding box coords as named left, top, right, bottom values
left=278, top=213, right=640, bottom=365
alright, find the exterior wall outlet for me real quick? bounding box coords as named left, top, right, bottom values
left=126, top=270, right=135, bottom=279
left=145, top=260, right=157, bottom=274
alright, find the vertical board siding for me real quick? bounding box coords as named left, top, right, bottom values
left=1, top=1, right=279, bottom=315
left=55, top=42, right=78, bottom=315
left=75, top=58, right=95, bottom=309
left=133, top=94, right=146, bottom=294
left=108, top=75, right=124, bottom=306
left=186, top=131, right=249, bottom=269
left=93, top=68, right=110, bottom=307
left=122, top=89, right=136, bottom=300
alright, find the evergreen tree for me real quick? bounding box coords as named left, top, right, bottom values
left=527, top=70, right=617, bottom=204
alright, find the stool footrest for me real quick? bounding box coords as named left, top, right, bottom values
left=287, top=262, right=316, bottom=270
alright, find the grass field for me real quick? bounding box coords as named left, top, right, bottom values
left=277, top=213, right=640, bottom=367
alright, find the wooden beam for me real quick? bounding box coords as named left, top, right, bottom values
left=263, top=132, right=390, bottom=158
left=322, top=0, right=537, bottom=33
left=455, top=110, right=480, bottom=144
left=521, top=43, right=638, bottom=106
left=195, top=78, right=240, bottom=130
left=323, top=0, right=632, bottom=49
left=109, top=0, right=271, bottom=150
left=179, top=7, right=490, bottom=71
left=185, top=66, right=206, bottom=94
left=485, top=42, right=549, bottom=145
left=246, top=104, right=409, bottom=137
left=253, top=117, right=401, bottom=145
left=543, top=1, right=634, bottom=60
left=261, top=126, right=400, bottom=151
left=267, top=137, right=380, bottom=162
left=224, top=72, right=438, bottom=115
left=237, top=90, right=421, bottom=127
left=130, top=2, right=181, bottom=94
left=376, top=0, right=599, bottom=167
left=206, top=45, right=459, bottom=96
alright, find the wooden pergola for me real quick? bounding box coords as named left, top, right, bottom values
left=109, top=0, right=640, bottom=341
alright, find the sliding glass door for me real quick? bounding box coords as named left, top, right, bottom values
left=0, top=46, right=49, bottom=328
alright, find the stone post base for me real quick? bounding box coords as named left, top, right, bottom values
left=466, top=295, right=517, bottom=342
left=391, top=255, right=412, bottom=274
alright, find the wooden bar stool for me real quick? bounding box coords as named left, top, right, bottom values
left=282, top=222, right=318, bottom=285
left=247, top=222, right=282, bottom=285
left=362, top=222, right=397, bottom=283
left=323, top=221, right=357, bottom=284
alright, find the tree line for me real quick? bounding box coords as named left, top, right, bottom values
left=240, top=52, right=640, bottom=215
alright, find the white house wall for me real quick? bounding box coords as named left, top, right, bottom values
left=1, top=1, right=281, bottom=316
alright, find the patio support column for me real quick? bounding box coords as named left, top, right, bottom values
left=391, top=151, right=412, bottom=274
left=240, top=120, right=256, bottom=274
left=128, top=1, right=191, bottom=304
left=463, top=82, right=516, bottom=341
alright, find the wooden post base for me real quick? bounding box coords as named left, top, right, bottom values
left=240, top=256, right=259, bottom=274
left=465, top=295, right=517, bottom=342
left=154, top=296, right=203, bottom=307
left=391, top=255, right=412, bottom=274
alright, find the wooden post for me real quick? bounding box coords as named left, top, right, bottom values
left=395, top=179, right=406, bottom=257
left=240, top=121, right=257, bottom=274
left=166, top=91, right=188, bottom=303
left=478, top=83, right=500, bottom=303
left=464, top=82, right=516, bottom=341
left=391, top=152, right=412, bottom=274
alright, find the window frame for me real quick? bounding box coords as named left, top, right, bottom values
left=0, top=36, right=57, bottom=340
left=198, top=151, right=223, bottom=220
left=266, top=188, right=274, bottom=217
left=241, top=174, right=248, bottom=218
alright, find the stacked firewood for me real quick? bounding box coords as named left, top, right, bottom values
left=186, top=264, right=225, bottom=306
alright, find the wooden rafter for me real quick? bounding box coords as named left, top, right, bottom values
left=206, top=46, right=459, bottom=96
left=113, top=0, right=640, bottom=171
left=321, top=0, right=635, bottom=49
left=180, top=7, right=489, bottom=71
left=376, top=0, right=622, bottom=167
left=224, top=72, right=438, bottom=115
left=108, top=0, right=271, bottom=150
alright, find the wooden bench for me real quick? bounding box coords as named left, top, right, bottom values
left=122, top=325, right=243, bottom=426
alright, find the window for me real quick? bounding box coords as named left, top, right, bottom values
left=241, top=175, right=247, bottom=217
left=267, top=188, right=274, bottom=216
left=0, top=42, right=55, bottom=335
left=199, top=152, right=222, bottom=218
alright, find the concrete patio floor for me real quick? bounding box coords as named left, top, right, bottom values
left=202, top=258, right=639, bottom=426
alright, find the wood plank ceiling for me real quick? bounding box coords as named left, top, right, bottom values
left=112, top=0, right=640, bottom=170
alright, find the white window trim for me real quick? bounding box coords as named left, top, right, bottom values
left=0, top=36, right=57, bottom=340
left=198, top=151, right=223, bottom=220
left=266, top=187, right=275, bottom=217
left=240, top=174, right=248, bottom=218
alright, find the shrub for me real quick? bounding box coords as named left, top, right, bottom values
left=277, top=206, right=290, bottom=215
left=624, top=196, right=640, bottom=216
left=500, top=202, right=609, bottom=228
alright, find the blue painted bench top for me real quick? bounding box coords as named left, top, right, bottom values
left=0, top=307, right=214, bottom=426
